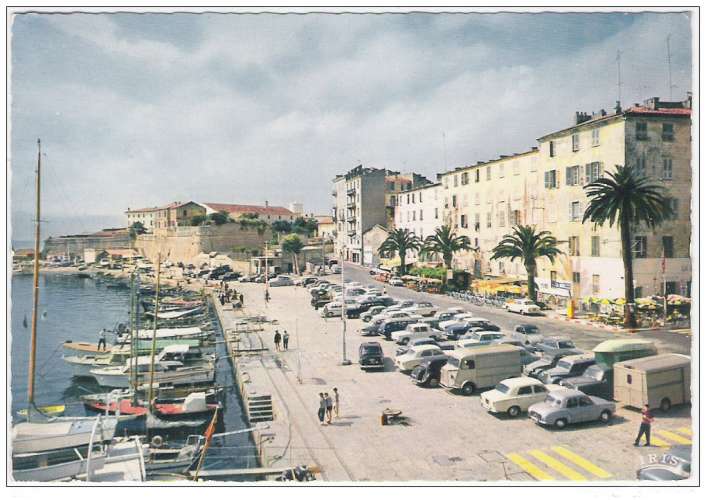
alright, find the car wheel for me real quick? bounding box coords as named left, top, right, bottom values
left=554, top=418, right=567, bottom=429
left=600, top=410, right=612, bottom=423
left=401, top=337, right=409, bottom=345
left=659, top=398, right=672, bottom=412
left=507, top=406, right=521, bottom=418
left=461, top=382, right=475, bottom=396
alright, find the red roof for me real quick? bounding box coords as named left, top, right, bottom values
left=202, top=203, right=294, bottom=217
left=315, top=215, right=334, bottom=225
left=126, top=201, right=194, bottom=213
left=625, top=106, right=692, bottom=117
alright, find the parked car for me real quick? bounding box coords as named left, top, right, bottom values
left=396, top=337, right=439, bottom=357
left=380, top=318, right=422, bottom=340
left=523, top=351, right=583, bottom=378
left=269, top=276, right=294, bottom=287
left=535, top=337, right=578, bottom=356
left=440, top=345, right=523, bottom=396
left=537, top=353, right=596, bottom=384
left=636, top=446, right=691, bottom=481
left=389, top=277, right=404, bottom=286
left=445, top=318, right=500, bottom=340
left=457, top=331, right=507, bottom=346
left=402, top=302, right=438, bottom=317
left=410, top=358, right=448, bottom=387
left=361, top=306, right=386, bottom=322
left=359, top=342, right=385, bottom=371
left=321, top=302, right=342, bottom=318
left=395, top=345, right=447, bottom=372
left=330, top=264, right=341, bottom=274
left=220, top=271, right=241, bottom=282
left=512, top=324, right=543, bottom=345
left=439, top=313, right=474, bottom=331
left=391, top=323, right=444, bottom=345
left=480, top=377, right=561, bottom=417
left=528, top=388, right=615, bottom=429
left=507, top=299, right=541, bottom=315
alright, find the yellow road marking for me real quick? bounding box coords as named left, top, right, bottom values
left=551, top=446, right=612, bottom=479
left=649, top=436, right=671, bottom=447
left=528, top=449, right=587, bottom=481
left=676, top=427, right=692, bottom=436
left=506, top=453, right=555, bottom=481
left=656, top=430, right=692, bottom=445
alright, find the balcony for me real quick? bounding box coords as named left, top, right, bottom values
left=347, top=187, right=356, bottom=195
left=347, top=201, right=356, bottom=209
left=347, top=229, right=357, bottom=236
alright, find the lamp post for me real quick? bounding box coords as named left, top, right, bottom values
left=340, top=260, right=351, bottom=366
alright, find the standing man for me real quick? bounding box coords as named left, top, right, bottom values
left=273, top=330, right=282, bottom=351
left=333, top=387, right=340, bottom=418
left=634, top=403, right=654, bottom=446
left=324, top=392, right=333, bottom=424
left=97, top=328, right=107, bottom=351
left=283, top=331, right=290, bottom=350
left=318, top=393, right=326, bottom=425
left=239, top=293, right=244, bottom=306
left=265, top=289, right=271, bottom=303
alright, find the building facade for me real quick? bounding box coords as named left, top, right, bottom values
left=393, top=182, right=443, bottom=265
left=200, top=202, right=295, bottom=223
left=126, top=201, right=206, bottom=231
left=394, top=95, right=692, bottom=302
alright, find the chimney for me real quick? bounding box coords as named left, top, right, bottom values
left=615, top=101, right=622, bottom=113
left=685, top=91, right=693, bottom=109
left=575, top=111, right=591, bottom=125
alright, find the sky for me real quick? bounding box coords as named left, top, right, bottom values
left=9, top=10, right=693, bottom=241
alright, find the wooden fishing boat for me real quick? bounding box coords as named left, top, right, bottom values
left=82, top=392, right=220, bottom=419
left=17, top=405, right=65, bottom=417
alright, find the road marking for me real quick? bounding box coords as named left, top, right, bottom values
left=655, top=430, right=692, bottom=445
left=551, top=446, right=612, bottom=479
left=669, top=328, right=691, bottom=335
left=527, top=449, right=587, bottom=481
left=676, top=427, right=692, bottom=436
left=506, top=453, right=554, bottom=481
left=649, top=436, right=671, bottom=447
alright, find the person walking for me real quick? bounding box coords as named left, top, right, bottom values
left=283, top=331, right=290, bottom=350
left=634, top=404, right=654, bottom=446
left=97, top=328, right=107, bottom=351
left=239, top=293, right=244, bottom=306
left=265, top=289, right=271, bottom=303
left=318, top=393, right=326, bottom=425
left=324, top=392, right=333, bottom=424
left=273, top=330, right=282, bottom=351
left=333, top=387, right=340, bottom=418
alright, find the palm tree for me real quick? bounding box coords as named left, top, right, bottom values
left=490, top=225, right=563, bottom=303
left=378, top=228, right=422, bottom=275
left=422, top=225, right=472, bottom=273
left=281, top=234, right=305, bottom=275
left=583, top=164, right=672, bottom=327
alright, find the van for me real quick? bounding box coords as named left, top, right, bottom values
left=613, top=354, right=691, bottom=412
left=439, top=345, right=522, bottom=396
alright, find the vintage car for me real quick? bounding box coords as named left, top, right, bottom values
left=410, top=358, right=448, bottom=387
left=480, top=377, right=562, bottom=417
left=523, top=351, right=583, bottom=377
left=389, top=277, right=404, bottom=286
left=395, top=337, right=439, bottom=357
left=457, top=331, right=508, bottom=346
left=537, top=353, right=596, bottom=384
left=507, top=299, right=541, bottom=316
left=359, top=342, right=385, bottom=371
left=401, top=302, right=438, bottom=317
left=361, top=306, right=387, bottom=322
left=535, top=337, right=578, bottom=356
left=528, top=388, right=615, bottom=429
left=395, top=345, right=447, bottom=372
left=512, top=324, right=544, bottom=345
left=391, top=322, right=444, bottom=345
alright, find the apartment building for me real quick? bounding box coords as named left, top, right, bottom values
left=395, top=95, right=692, bottom=302
left=332, top=165, right=430, bottom=264
left=126, top=201, right=206, bottom=231
left=393, top=182, right=443, bottom=264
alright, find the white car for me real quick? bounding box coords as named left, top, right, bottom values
left=402, top=302, right=438, bottom=317
left=507, top=298, right=541, bottom=315
left=389, top=277, right=404, bottom=286
left=370, top=310, right=416, bottom=324
left=439, top=313, right=474, bottom=331
left=480, top=377, right=562, bottom=417
left=391, top=323, right=444, bottom=345
left=457, top=331, right=507, bottom=347
left=98, top=258, right=111, bottom=267
left=395, top=345, right=446, bottom=372
left=269, top=276, right=294, bottom=287
left=321, top=302, right=342, bottom=318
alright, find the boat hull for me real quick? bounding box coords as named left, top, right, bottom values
left=12, top=417, right=119, bottom=454
left=91, top=367, right=215, bottom=389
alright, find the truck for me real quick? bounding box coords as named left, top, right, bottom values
left=439, top=344, right=523, bottom=396
left=613, top=354, right=691, bottom=412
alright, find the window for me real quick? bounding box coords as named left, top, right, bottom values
left=569, top=236, right=580, bottom=256
left=634, top=236, right=647, bottom=258
left=412, top=193, right=415, bottom=203
left=412, top=211, right=416, bottom=221
left=499, top=164, right=505, bottom=178
left=627, top=374, right=632, bottom=385
left=636, top=156, right=647, bottom=177
left=387, top=182, right=395, bottom=190
left=662, top=236, right=674, bottom=258
left=454, top=175, right=458, bottom=187
left=435, top=207, right=439, bottom=219
left=509, top=210, right=521, bottom=226
left=570, top=201, right=581, bottom=221
left=475, top=169, right=480, bottom=182
left=406, top=194, right=410, bottom=204
left=497, top=210, right=505, bottom=227
left=592, top=274, right=600, bottom=294
left=572, top=133, right=580, bottom=152
left=452, top=195, right=457, bottom=208
left=572, top=272, right=581, bottom=283
left=419, top=191, right=423, bottom=203
left=591, top=236, right=600, bottom=257
left=544, top=170, right=557, bottom=189
left=550, top=270, right=557, bottom=282
left=549, top=141, right=556, bottom=157
left=566, top=165, right=580, bottom=186
left=662, top=123, right=674, bottom=141
left=474, top=237, right=479, bottom=248
left=518, top=386, right=533, bottom=395
left=667, top=198, right=678, bottom=219
left=665, top=281, right=677, bottom=295
left=474, top=213, right=480, bottom=230
left=586, top=162, right=602, bottom=183
left=636, top=122, right=648, bottom=140
left=474, top=193, right=480, bottom=205
left=461, top=172, right=469, bottom=185
left=592, top=128, right=600, bottom=146
left=635, top=287, right=643, bottom=299
left=486, top=166, right=491, bottom=180
left=662, top=158, right=673, bottom=180
left=486, top=212, right=492, bottom=228
left=464, top=360, right=475, bottom=369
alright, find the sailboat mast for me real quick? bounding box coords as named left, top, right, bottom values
left=147, top=253, right=161, bottom=409
left=129, top=272, right=136, bottom=401
left=27, top=139, right=42, bottom=410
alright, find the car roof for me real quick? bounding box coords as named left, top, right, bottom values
left=615, top=353, right=690, bottom=371
left=592, top=339, right=656, bottom=353
left=452, top=344, right=521, bottom=358
left=542, top=337, right=573, bottom=342
left=360, top=342, right=382, bottom=348
left=409, top=344, right=442, bottom=352
left=501, top=376, right=544, bottom=388
left=516, top=323, right=538, bottom=328
left=547, top=388, right=585, bottom=398
left=561, top=353, right=596, bottom=362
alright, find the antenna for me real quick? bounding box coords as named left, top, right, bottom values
left=666, top=34, right=674, bottom=99
left=442, top=132, right=448, bottom=171
left=616, top=49, right=623, bottom=103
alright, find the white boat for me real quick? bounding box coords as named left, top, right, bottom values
left=144, top=307, right=203, bottom=320
left=116, top=326, right=205, bottom=343
left=12, top=414, right=122, bottom=455
left=63, top=349, right=131, bottom=378
left=13, top=444, right=107, bottom=482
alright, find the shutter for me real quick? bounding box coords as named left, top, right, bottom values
left=568, top=202, right=572, bottom=221
left=544, top=171, right=549, bottom=188
left=565, top=166, right=571, bottom=185
left=598, top=162, right=604, bottom=178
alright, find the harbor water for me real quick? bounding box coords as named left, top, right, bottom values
left=10, top=272, right=259, bottom=475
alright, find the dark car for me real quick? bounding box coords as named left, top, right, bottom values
left=220, top=271, right=241, bottom=282
left=410, top=358, right=448, bottom=387
left=535, top=337, right=579, bottom=357
left=445, top=320, right=501, bottom=340
left=523, top=351, right=584, bottom=378
left=378, top=296, right=398, bottom=307
left=560, top=363, right=614, bottom=399
left=380, top=319, right=415, bottom=340
left=637, top=446, right=691, bottom=481
left=197, top=269, right=210, bottom=278
left=359, top=342, right=385, bottom=371
left=361, top=317, right=386, bottom=336
left=537, top=354, right=596, bottom=384
left=357, top=297, right=386, bottom=312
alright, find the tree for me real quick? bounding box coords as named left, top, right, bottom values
left=378, top=228, right=422, bottom=275
left=210, top=210, right=232, bottom=225
left=281, top=234, right=305, bottom=275
left=422, top=225, right=472, bottom=272
left=129, top=221, right=146, bottom=240
left=490, top=225, right=563, bottom=303
left=271, top=220, right=292, bottom=234
left=190, top=214, right=208, bottom=226
left=292, top=217, right=318, bottom=237
left=237, top=213, right=269, bottom=235
left=583, top=164, right=672, bottom=327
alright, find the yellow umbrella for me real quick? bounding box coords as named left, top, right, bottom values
left=600, top=299, right=612, bottom=305
left=614, top=298, right=626, bottom=305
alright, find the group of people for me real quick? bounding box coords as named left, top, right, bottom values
left=273, top=330, right=290, bottom=351
left=317, top=389, right=339, bottom=425
left=218, top=282, right=244, bottom=307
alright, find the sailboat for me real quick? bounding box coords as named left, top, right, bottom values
left=11, top=140, right=130, bottom=481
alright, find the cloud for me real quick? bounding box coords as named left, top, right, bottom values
left=9, top=11, right=692, bottom=239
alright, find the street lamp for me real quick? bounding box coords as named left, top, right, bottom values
left=340, top=260, right=352, bottom=366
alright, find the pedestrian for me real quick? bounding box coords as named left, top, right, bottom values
left=239, top=293, right=244, bottom=305
left=97, top=328, right=107, bottom=351
left=265, top=289, right=271, bottom=302
left=324, top=392, right=333, bottom=424
left=274, top=330, right=282, bottom=351
left=318, top=393, right=326, bottom=425
left=634, top=403, right=654, bottom=446
left=283, top=331, right=290, bottom=350
left=333, top=387, right=340, bottom=418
